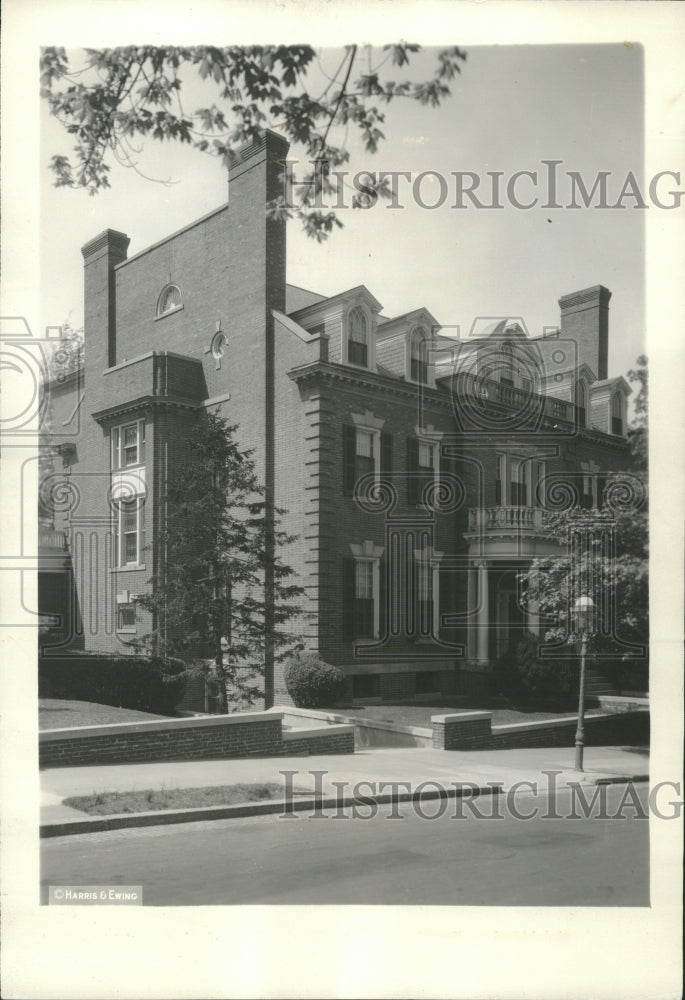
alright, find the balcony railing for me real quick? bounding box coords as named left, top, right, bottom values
left=450, top=373, right=575, bottom=425
left=467, top=506, right=544, bottom=533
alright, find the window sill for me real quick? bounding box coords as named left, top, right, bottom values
left=110, top=565, right=146, bottom=573
left=116, top=628, right=137, bottom=635
left=154, top=304, right=184, bottom=322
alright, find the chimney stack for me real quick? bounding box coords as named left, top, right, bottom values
left=558, top=285, right=611, bottom=380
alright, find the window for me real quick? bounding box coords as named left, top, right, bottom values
left=347, top=306, right=369, bottom=367
left=343, top=557, right=379, bottom=640
left=113, top=497, right=146, bottom=567
left=117, top=603, right=136, bottom=631
left=156, top=284, right=182, bottom=317
left=533, top=460, right=546, bottom=508
left=343, top=425, right=392, bottom=495
left=495, top=454, right=506, bottom=505
left=611, top=394, right=624, bottom=436
left=510, top=458, right=528, bottom=506
left=111, top=420, right=145, bottom=470
left=410, top=328, right=429, bottom=384
left=407, top=437, right=438, bottom=505
left=500, top=343, right=515, bottom=386
left=574, top=380, right=588, bottom=428
left=416, top=555, right=434, bottom=638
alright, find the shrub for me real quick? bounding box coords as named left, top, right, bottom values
left=493, top=633, right=578, bottom=706
left=284, top=652, right=346, bottom=709
left=39, top=651, right=187, bottom=715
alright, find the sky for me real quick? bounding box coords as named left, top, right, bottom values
left=40, top=43, right=646, bottom=380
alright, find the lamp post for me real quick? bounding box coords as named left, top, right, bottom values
left=573, top=594, right=595, bottom=772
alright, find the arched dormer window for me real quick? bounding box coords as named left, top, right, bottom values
left=574, top=379, right=588, bottom=427
left=410, top=327, right=429, bottom=384
left=156, top=284, right=182, bottom=318
left=347, top=306, right=369, bottom=368
left=611, top=393, right=624, bottom=436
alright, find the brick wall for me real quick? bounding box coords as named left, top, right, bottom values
left=39, top=712, right=355, bottom=768
left=431, top=710, right=649, bottom=750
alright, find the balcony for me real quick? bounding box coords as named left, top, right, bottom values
left=93, top=351, right=207, bottom=422
left=467, top=506, right=545, bottom=534
left=447, top=372, right=575, bottom=428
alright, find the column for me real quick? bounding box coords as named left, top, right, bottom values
left=466, top=563, right=477, bottom=660
left=476, top=559, right=490, bottom=665
left=527, top=599, right=540, bottom=637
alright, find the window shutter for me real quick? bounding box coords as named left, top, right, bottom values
left=381, top=432, right=393, bottom=477
left=407, top=437, right=419, bottom=505
left=343, top=425, right=356, bottom=495
left=342, top=557, right=356, bottom=641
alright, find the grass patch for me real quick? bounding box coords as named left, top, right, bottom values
left=63, top=783, right=284, bottom=815
left=39, top=698, right=171, bottom=730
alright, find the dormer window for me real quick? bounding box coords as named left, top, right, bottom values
left=611, top=394, right=624, bottom=436
left=410, top=327, right=429, bottom=384
left=500, top=343, right=515, bottom=386
left=347, top=306, right=369, bottom=367
left=156, top=284, right=182, bottom=318
left=574, top=379, right=588, bottom=427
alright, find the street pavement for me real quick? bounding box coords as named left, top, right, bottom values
left=40, top=781, right=650, bottom=905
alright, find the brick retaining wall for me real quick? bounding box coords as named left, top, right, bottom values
left=39, top=712, right=355, bottom=768
left=431, top=710, right=649, bottom=751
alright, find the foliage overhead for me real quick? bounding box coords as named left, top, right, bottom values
left=40, top=44, right=467, bottom=240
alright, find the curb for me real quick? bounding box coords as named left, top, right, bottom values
left=40, top=773, right=650, bottom=838
left=41, top=784, right=501, bottom=838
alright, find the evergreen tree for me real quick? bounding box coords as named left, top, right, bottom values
left=134, top=411, right=304, bottom=711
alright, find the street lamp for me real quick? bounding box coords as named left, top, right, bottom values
left=573, top=594, right=595, bottom=772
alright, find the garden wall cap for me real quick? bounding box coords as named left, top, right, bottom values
left=40, top=711, right=283, bottom=741
left=431, top=711, right=492, bottom=724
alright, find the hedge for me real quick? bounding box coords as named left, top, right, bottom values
left=39, top=651, right=187, bottom=716
left=284, top=653, right=346, bottom=709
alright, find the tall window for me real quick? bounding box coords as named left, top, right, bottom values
left=111, top=420, right=145, bottom=470
left=495, top=454, right=506, bottom=505
left=611, top=394, right=623, bottom=436
left=343, top=425, right=392, bottom=495
left=347, top=306, right=369, bottom=367
left=574, top=380, right=588, bottom=427
left=500, top=343, right=515, bottom=386
left=410, top=328, right=429, bottom=384
left=532, top=460, right=546, bottom=508
left=407, top=438, right=437, bottom=505
left=113, top=497, right=146, bottom=567
left=416, top=554, right=433, bottom=638
left=510, top=458, right=528, bottom=506
left=343, top=557, right=379, bottom=639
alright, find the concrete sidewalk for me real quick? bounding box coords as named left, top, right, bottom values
left=40, top=745, right=649, bottom=835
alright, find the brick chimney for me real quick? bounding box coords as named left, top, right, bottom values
left=558, top=285, right=611, bottom=380
left=81, top=229, right=130, bottom=395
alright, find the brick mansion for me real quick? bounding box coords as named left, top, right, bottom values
left=40, top=130, right=634, bottom=706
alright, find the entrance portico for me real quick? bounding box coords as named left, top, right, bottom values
left=463, top=506, right=563, bottom=671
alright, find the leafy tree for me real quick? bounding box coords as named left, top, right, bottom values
left=40, top=44, right=466, bottom=240
left=627, top=354, right=647, bottom=470
left=519, top=356, right=649, bottom=687
left=133, top=410, right=304, bottom=712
